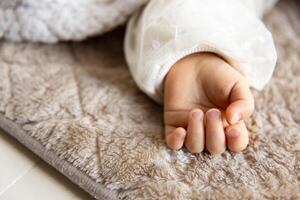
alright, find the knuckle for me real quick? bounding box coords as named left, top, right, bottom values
left=218, top=86, right=231, bottom=99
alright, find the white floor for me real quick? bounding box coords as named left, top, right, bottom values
left=0, top=129, right=94, bottom=200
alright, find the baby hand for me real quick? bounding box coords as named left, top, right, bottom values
left=164, top=53, right=254, bottom=154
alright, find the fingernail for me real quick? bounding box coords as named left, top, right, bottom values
left=231, top=113, right=241, bottom=124
left=227, top=128, right=240, bottom=138
left=192, top=110, right=203, bottom=119
left=207, top=109, right=220, bottom=119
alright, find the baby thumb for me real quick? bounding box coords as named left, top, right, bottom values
left=226, top=81, right=255, bottom=125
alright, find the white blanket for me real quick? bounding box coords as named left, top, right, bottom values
left=0, top=0, right=147, bottom=42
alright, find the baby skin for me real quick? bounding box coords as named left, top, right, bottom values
left=164, top=53, right=254, bottom=154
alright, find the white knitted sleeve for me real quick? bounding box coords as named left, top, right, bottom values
left=124, top=0, right=278, bottom=103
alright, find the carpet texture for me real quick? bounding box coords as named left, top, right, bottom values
left=0, top=0, right=300, bottom=199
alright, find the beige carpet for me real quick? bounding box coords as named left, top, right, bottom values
left=0, top=0, right=300, bottom=199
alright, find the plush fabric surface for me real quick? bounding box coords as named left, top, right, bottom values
left=0, top=0, right=300, bottom=199
left=0, top=0, right=147, bottom=42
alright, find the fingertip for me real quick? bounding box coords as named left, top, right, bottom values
left=166, top=127, right=186, bottom=150
left=175, top=127, right=186, bottom=140
left=226, top=101, right=253, bottom=125
left=226, top=111, right=241, bottom=125
left=225, top=123, right=249, bottom=153
left=227, top=81, right=255, bottom=124
left=209, top=148, right=226, bottom=155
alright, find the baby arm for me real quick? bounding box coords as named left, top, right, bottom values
left=124, top=0, right=278, bottom=154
